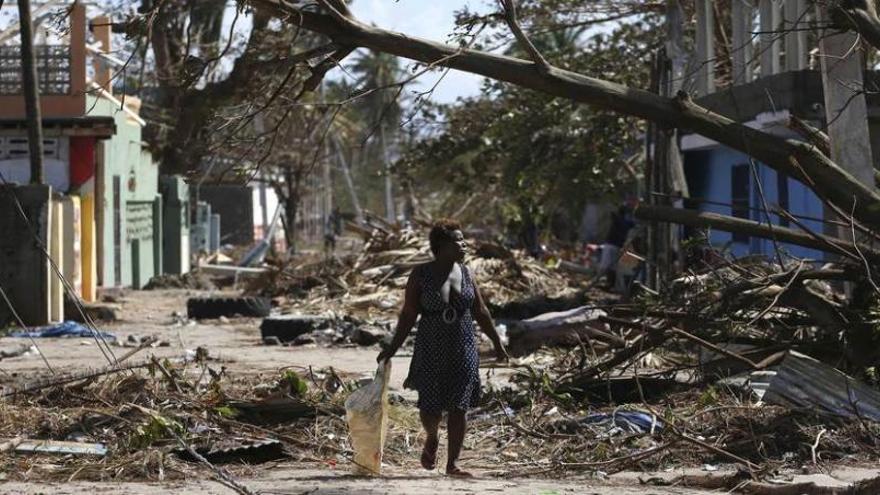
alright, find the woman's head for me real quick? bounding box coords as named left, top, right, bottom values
left=429, top=219, right=465, bottom=262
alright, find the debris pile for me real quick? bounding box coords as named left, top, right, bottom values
left=144, top=270, right=217, bottom=291
left=251, top=222, right=581, bottom=320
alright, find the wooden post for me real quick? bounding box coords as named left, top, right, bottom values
left=665, top=0, right=686, bottom=92
left=732, top=0, right=755, bottom=84
left=380, top=126, right=395, bottom=222
left=759, top=0, right=781, bottom=77
left=694, top=0, right=715, bottom=95
left=18, top=0, right=43, bottom=185
left=664, top=0, right=687, bottom=198
left=815, top=4, right=875, bottom=191
left=92, top=15, right=112, bottom=94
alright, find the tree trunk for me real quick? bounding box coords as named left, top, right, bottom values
left=280, top=167, right=299, bottom=254
left=18, top=0, right=43, bottom=184
left=249, top=1, right=880, bottom=228
left=380, top=125, right=395, bottom=223
left=634, top=204, right=880, bottom=262
left=332, top=135, right=364, bottom=224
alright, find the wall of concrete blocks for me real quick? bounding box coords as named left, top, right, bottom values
left=0, top=184, right=52, bottom=326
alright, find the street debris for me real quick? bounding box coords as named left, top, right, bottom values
left=144, top=270, right=217, bottom=291
left=10, top=439, right=107, bottom=457
left=248, top=221, right=583, bottom=321
left=187, top=296, right=271, bottom=319
left=762, top=351, right=880, bottom=422
left=11, top=321, right=116, bottom=340
left=5, top=220, right=880, bottom=492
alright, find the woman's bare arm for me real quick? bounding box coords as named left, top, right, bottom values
left=472, top=283, right=509, bottom=361
left=377, top=269, right=421, bottom=362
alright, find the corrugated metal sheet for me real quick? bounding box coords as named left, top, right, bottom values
left=763, top=351, right=880, bottom=421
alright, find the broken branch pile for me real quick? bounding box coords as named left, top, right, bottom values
left=251, top=221, right=580, bottom=319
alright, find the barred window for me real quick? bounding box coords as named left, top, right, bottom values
left=0, top=45, right=71, bottom=95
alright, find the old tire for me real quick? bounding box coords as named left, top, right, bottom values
left=187, top=296, right=271, bottom=319
left=260, top=315, right=331, bottom=343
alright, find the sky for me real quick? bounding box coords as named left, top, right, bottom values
left=344, top=0, right=492, bottom=104
left=0, top=0, right=494, bottom=105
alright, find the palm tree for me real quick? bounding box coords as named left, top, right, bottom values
left=349, top=49, right=405, bottom=222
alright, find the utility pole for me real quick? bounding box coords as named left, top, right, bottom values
left=18, top=0, right=43, bottom=184
left=380, top=125, right=395, bottom=223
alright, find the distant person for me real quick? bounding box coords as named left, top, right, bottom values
left=377, top=219, right=509, bottom=477
left=599, top=205, right=635, bottom=290
left=323, top=207, right=342, bottom=256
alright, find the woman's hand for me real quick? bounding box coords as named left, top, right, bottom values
left=377, top=347, right=395, bottom=363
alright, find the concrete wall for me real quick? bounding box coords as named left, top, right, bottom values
left=199, top=185, right=254, bottom=246
left=87, top=95, right=160, bottom=288
left=0, top=184, right=51, bottom=326
left=160, top=176, right=190, bottom=275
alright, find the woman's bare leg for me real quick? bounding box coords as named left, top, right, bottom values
left=446, top=409, right=472, bottom=476
left=420, top=410, right=441, bottom=470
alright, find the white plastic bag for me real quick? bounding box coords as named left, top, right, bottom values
left=345, top=359, right=391, bottom=474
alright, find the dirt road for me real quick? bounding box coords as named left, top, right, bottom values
left=0, top=289, right=713, bottom=494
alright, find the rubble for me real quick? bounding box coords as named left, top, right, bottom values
left=248, top=222, right=582, bottom=321
left=143, top=270, right=217, bottom=291
left=5, top=221, right=880, bottom=491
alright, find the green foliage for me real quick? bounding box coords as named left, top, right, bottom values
left=399, top=16, right=663, bottom=238
left=129, top=414, right=185, bottom=449
left=280, top=370, right=309, bottom=397
left=214, top=405, right=239, bottom=419
left=697, top=386, right=720, bottom=408
left=516, top=365, right=574, bottom=406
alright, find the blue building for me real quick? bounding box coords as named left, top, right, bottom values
left=680, top=70, right=880, bottom=262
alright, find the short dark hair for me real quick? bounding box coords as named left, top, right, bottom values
left=429, top=219, right=461, bottom=256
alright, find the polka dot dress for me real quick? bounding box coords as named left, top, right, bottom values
left=404, top=262, right=480, bottom=414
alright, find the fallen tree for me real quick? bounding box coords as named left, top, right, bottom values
left=247, top=0, right=880, bottom=227
left=633, top=204, right=880, bottom=263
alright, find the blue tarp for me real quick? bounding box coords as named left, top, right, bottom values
left=11, top=321, right=116, bottom=340
left=582, top=410, right=664, bottom=434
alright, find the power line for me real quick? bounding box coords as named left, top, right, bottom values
left=0, top=170, right=119, bottom=367
left=0, top=281, right=54, bottom=373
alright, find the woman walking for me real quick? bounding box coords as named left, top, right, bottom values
left=377, top=219, right=509, bottom=477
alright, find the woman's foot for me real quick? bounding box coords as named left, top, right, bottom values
left=420, top=435, right=438, bottom=470
left=446, top=465, right=473, bottom=477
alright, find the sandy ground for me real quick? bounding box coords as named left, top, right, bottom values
left=0, top=467, right=713, bottom=495
left=0, top=289, right=867, bottom=494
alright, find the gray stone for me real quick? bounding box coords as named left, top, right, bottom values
left=291, top=334, right=316, bottom=346
left=351, top=325, right=387, bottom=346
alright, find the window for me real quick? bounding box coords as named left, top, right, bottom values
left=731, top=164, right=750, bottom=243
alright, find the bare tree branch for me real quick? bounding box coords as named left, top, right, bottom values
left=830, top=0, right=880, bottom=52
left=247, top=0, right=880, bottom=228
left=498, top=0, right=550, bottom=73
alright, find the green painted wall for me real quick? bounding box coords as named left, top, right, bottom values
left=86, top=95, right=160, bottom=288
